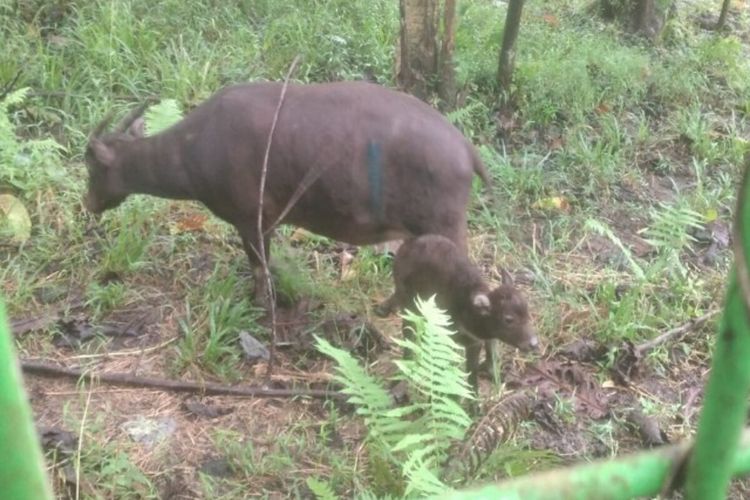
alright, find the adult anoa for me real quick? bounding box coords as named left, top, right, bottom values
left=84, top=81, right=490, bottom=299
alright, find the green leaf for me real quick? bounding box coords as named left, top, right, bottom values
left=314, top=296, right=471, bottom=497
left=0, top=194, right=31, bottom=244
left=144, top=99, right=183, bottom=135
left=306, top=477, right=338, bottom=500
left=1, top=87, right=29, bottom=108
left=585, top=218, right=645, bottom=279
left=392, top=433, right=432, bottom=453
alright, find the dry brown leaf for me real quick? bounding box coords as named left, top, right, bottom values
left=542, top=13, right=559, bottom=27
left=340, top=250, right=356, bottom=281
left=290, top=227, right=315, bottom=242
left=532, top=196, right=571, bottom=213
left=595, top=102, right=611, bottom=114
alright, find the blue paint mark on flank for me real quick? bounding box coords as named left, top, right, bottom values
left=367, top=141, right=384, bottom=222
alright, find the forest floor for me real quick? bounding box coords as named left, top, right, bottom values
left=2, top=0, right=750, bottom=497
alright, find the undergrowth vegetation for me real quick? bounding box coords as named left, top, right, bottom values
left=1, top=0, right=750, bottom=497
left=317, top=296, right=473, bottom=497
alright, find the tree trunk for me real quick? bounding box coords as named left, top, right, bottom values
left=497, top=0, right=525, bottom=106
left=397, top=0, right=439, bottom=101
left=437, top=0, right=457, bottom=109
left=716, top=0, right=731, bottom=29
left=633, top=0, right=653, bottom=32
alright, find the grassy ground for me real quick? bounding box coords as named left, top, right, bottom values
left=2, top=0, right=750, bottom=497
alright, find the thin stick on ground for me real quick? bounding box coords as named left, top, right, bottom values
left=256, top=55, right=300, bottom=381
left=67, top=336, right=177, bottom=360
left=21, top=359, right=345, bottom=400
left=635, top=309, right=721, bottom=355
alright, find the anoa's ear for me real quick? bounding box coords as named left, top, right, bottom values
left=89, top=139, right=116, bottom=168
left=471, top=292, right=491, bottom=316
left=126, top=117, right=145, bottom=138
left=500, top=268, right=514, bottom=286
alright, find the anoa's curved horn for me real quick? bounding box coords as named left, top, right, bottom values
left=89, top=110, right=115, bottom=139
left=113, top=101, right=151, bottom=134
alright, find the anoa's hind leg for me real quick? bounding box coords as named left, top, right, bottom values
left=238, top=224, right=273, bottom=306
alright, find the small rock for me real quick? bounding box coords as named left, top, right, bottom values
left=199, top=457, right=234, bottom=478
left=183, top=400, right=233, bottom=419
left=559, top=338, right=607, bottom=363
left=238, top=331, right=270, bottom=362
left=122, top=417, right=177, bottom=447
left=627, top=409, right=669, bottom=447
left=39, top=426, right=77, bottom=455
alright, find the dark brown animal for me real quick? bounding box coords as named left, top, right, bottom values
left=84, top=81, right=490, bottom=299
left=376, top=234, right=538, bottom=392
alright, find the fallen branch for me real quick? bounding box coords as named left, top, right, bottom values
left=635, top=310, right=721, bottom=355
left=11, top=313, right=61, bottom=337
left=10, top=296, right=85, bottom=337
left=21, top=359, right=345, bottom=400
left=22, top=91, right=143, bottom=101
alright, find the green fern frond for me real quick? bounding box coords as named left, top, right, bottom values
left=446, top=100, right=485, bottom=126
left=357, top=490, right=401, bottom=500
left=396, top=296, right=474, bottom=494
left=144, top=99, right=183, bottom=135
left=305, top=477, right=338, bottom=500
left=641, top=202, right=705, bottom=277
left=314, top=336, right=395, bottom=444
left=445, top=100, right=489, bottom=137
left=642, top=202, right=704, bottom=251
left=0, top=87, right=30, bottom=108
left=402, top=446, right=451, bottom=497
left=0, top=87, right=65, bottom=192
left=585, top=218, right=645, bottom=279
left=315, top=296, right=472, bottom=497
left=398, top=297, right=474, bottom=401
